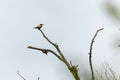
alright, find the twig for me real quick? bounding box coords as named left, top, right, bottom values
left=96, top=70, right=105, bottom=80
left=89, top=28, right=104, bottom=80
left=28, top=46, right=62, bottom=61
left=17, top=70, right=26, bottom=80
left=96, top=62, right=120, bottom=80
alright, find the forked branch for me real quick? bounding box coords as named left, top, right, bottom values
left=28, top=28, right=80, bottom=80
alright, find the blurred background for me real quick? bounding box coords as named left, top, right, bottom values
left=0, top=0, right=120, bottom=80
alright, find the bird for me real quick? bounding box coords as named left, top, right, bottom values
left=34, top=24, right=44, bottom=30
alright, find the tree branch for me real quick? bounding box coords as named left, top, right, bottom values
left=28, top=46, right=63, bottom=61
left=39, top=29, right=66, bottom=61
left=89, top=28, right=104, bottom=80
left=28, top=28, right=81, bottom=80
left=17, top=71, right=26, bottom=80
left=39, top=29, right=80, bottom=80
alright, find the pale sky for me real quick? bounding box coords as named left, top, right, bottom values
left=0, top=0, right=120, bottom=80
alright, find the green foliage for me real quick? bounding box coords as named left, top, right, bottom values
left=106, top=2, right=120, bottom=21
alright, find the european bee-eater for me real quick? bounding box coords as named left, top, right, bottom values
left=34, top=24, right=44, bottom=30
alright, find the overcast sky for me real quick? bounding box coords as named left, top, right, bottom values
left=1, top=0, right=120, bottom=80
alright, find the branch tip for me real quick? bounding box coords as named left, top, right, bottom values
left=28, top=46, right=32, bottom=48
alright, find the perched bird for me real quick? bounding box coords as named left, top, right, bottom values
left=34, top=24, right=44, bottom=30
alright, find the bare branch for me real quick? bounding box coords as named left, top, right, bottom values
left=28, top=46, right=63, bottom=61
left=96, top=70, right=105, bottom=80
left=38, top=29, right=71, bottom=68
left=29, top=28, right=81, bottom=80
left=89, top=28, right=104, bottom=55
left=89, top=28, right=104, bottom=80
left=17, top=71, right=26, bottom=80
left=96, top=63, right=120, bottom=80
left=39, top=29, right=55, bottom=46
left=39, top=29, right=66, bottom=60
left=39, top=29, right=80, bottom=80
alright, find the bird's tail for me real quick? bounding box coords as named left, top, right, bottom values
left=33, top=27, right=40, bottom=30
